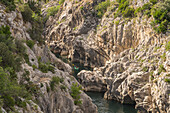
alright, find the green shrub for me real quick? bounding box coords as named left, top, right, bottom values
left=134, top=7, right=142, bottom=16
left=26, top=40, right=35, bottom=49
left=152, top=9, right=167, bottom=23
left=28, top=1, right=41, bottom=15
left=24, top=82, right=40, bottom=95
left=165, top=41, right=170, bottom=51
left=150, top=1, right=170, bottom=33
left=28, top=20, right=44, bottom=44
left=60, top=85, right=67, bottom=91
left=47, top=6, right=61, bottom=17
left=155, top=19, right=168, bottom=33
left=19, top=3, right=44, bottom=44
left=32, top=65, right=37, bottom=70
left=51, top=76, right=60, bottom=84
left=50, top=76, right=61, bottom=91
left=123, top=7, right=135, bottom=18
left=142, top=67, right=149, bottom=72
left=0, top=42, right=15, bottom=68
left=150, top=71, right=154, bottom=81
left=0, top=0, right=16, bottom=11
left=70, top=83, right=82, bottom=105
left=0, top=66, right=29, bottom=108
left=135, top=0, right=170, bottom=33
left=95, top=0, right=110, bottom=18
left=158, top=64, right=166, bottom=75
left=165, top=78, right=170, bottom=83
left=118, top=1, right=129, bottom=12
left=142, top=3, right=152, bottom=11
left=80, top=6, right=84, bottom=10
left=59, top=0, right=65, bottom=5
left=161, top=53, right=166, bottom=61
left=0, top=26, right=26, bottom=71
left=19, top=4, right=33, bottom=22
left=3, top=95, right=15, bottom=107
left=39, top=63, right=48, bottom=73
left=115, top=0, right=137, bottom=18
left=60, top=77, right=64, bottom=83
left=15, top=39, right=26, bottom=55
left=115, top=20, right=120, bottom=25
left=23, top=53, right=31, bottom=66
left=48, top=65, right=55, bottom=73
left=16, top=99, right=27, bottom=108
left=144, top=10, right=151, bottom=17
left=38, top=61, right=55, bottom=73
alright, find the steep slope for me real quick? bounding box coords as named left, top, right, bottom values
left=45, top=0, right=109, bottom=68
left=44, top=0, right=170, bottom=112
left=0, top=2, right=97, bottom=113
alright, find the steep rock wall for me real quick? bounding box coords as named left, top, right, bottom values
left=0, top=3, right=97, bottom=113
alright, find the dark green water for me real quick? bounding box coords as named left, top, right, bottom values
left=54, top=54, right=137, bottom=113
left=86, top=92, right=137, bottom=113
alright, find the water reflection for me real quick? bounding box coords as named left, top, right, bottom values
left=53, top=54, right=137, bottom=113
left=86, top=92, right=137, bottom=113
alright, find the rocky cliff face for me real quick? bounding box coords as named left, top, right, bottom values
left=0, top=3, right=97, bottom=113
left=1, top=0, right=169, bottom=112
left=45, top=0, right=109, bottom=68
left=43, top=0, right=170, bottom=112
left=78, top=41, right=170, bottom=112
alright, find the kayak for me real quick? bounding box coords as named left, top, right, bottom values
left=74, top=66, right=79, bottom=70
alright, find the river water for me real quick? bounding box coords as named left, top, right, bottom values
left=86, top=92, right=137, bottom=113
left=72, top=63, right=137, bottom=113
left=54, top=55, right=137, bottom=113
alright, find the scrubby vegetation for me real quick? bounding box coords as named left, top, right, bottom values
left=135, top=0, right=170, bottom=33
left=47, top=6, right=61, bottom=17
left=26, top=40, right=35, bottom=49
left=0, top=0, right=16, bottom=11
left=50, top=76, right=63, bottom=91
left=150, top=0, right=170, bottom=33
left=59, top=0, right=65, bottom=5
left=165, top=41, right=170, bottom=51
left=0, top=25, right=26, bottom=71
left=158, top=64, right=166, bottom=75
left=19, top=1, right=44, bottom=44
left=114, top=0, right=135, bottom=18
left=70, top=83, right=82, bottom=105
left=19, top=4, right=33, bottom=22
left=38, top=57, right=55, bottom=73
left=0, top=25, right=43, bottom=112
left=45, top=0, right=65, bottom=21
left=97, top=0, right=169, bottom=34
left=95, top=0, right=110, bottom=18
left=165, top=78, right=170, bottom=83
left=0, top=25, right=43, bottom=111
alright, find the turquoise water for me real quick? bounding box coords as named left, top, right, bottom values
left=54, top=54, right=137, bottom=113
left=86, top=92, right=137, bottom=113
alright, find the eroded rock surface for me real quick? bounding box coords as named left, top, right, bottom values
left=78, top=41, right=170, bottom=112
left=0, top=3, right=97, bottom=113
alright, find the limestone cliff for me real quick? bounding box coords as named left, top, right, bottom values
left=44, top=0, right=170, bottom=112
left=0, top=0, right=169, bottom=113
left=0, top=2, right=97, bottom=113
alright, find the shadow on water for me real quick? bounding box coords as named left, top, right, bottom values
left=54, top=53, right=137, bottom=113
left=86, top=92, right=137, bottom=113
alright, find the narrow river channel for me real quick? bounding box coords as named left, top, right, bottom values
left=56, top=55, right=137, bottom=113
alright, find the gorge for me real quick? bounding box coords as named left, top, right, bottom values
left=0, top=0, right=169, bottom=113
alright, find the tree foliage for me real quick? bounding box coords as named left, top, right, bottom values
left=0, top=0, right=16, bottom=11
left=70, top=83, right=82, bottom=105
left=95, top=0, right=110, bottom=18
